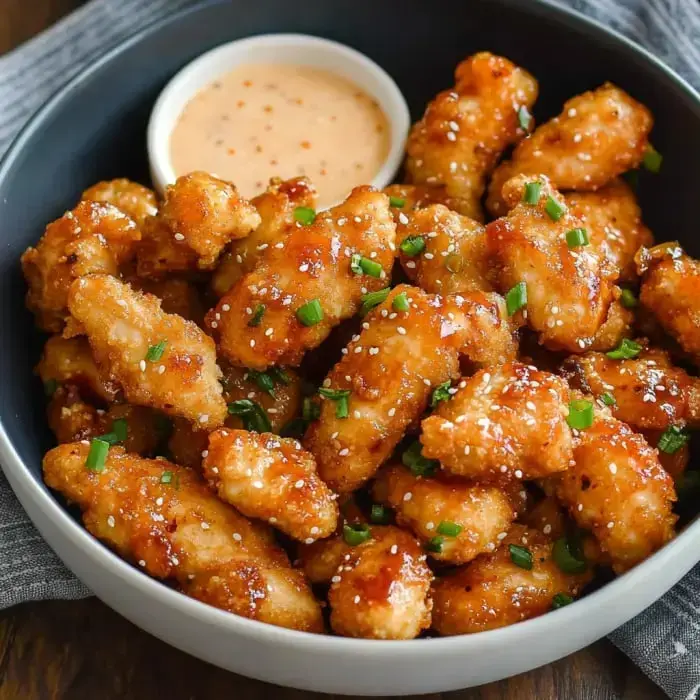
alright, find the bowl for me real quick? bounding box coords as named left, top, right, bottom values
left=147, top=33, right=410, bottom=202
left=1, top=0, right=700, bottom=695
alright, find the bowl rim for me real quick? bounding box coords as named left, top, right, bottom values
left=2, top=0, right=700, bottom=657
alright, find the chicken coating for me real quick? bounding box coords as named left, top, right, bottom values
left=304, top=285, right=461, bottom=493
left=82, top=178, right=157, bottom=228
left=47, top=386, right=101, bottom=444
left=486, top=83, right=653, bottom=217
left=299, top=526, right=432, bottom=639
left=67, top=275, right=227, bottom=427
left=136, top=171, right=261, bottom=275
left=637, top=244, right=700, bottom=365
left=405, top=52, right=538, bottom=221
left=548, top=408, right=676, bottom=573
left=521, top=495, right=568, bottom=540
left=128, top=277, right=205, bottom=326
left=167, top=418, right=210, bottom=469
left=211, top=176, right=318, bottom=297
left=431, top=526, right=591, bottom=635
left=486, top=175, right=615, bottom=353
left=202, top=428, right=338, bottom=542
left=644, top=429, right=690, bottom=480
left=208, top=186, right=396, bottom=369
left=397, top=205, right=493, bottom=295
left=21, top=200, right=141, bottom=331
left=588, top=296, right=634, bottom=352
left=372, top=464, right=517, bottom=565
left=383, top=183, right=465, bottom=220
left=421, top=363, right=573, bottom=481
left=565, top=179, right=653, bottom=282
left=43, top=443, right=322, bottom=632
left=560, top=345, right=700, bottom=431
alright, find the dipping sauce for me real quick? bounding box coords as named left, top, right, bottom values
left=170, top=64, right=392, bottom=208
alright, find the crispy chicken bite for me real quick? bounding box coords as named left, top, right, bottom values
left=167, top=418, right=210, bottom=469
left=208, top=186, right=396, bottom=369
left=397, top=205, right=493, bottom=295
left=487, top=83, right=653, bottom=216
left=644, top=429, right=690, bottom=480
left=136, top=171, right=260, bottom=275
left=383, top=183, right=465, bottom=220
left=43, top=443, right=322, bottom=632
left=431, top=525, right=591, bottom=635
left=486, top=175, right=615, bottom=352
left=406, top=52, right=538, bottom=221
left=127, top=277, right=205, bottom=326
left=299, top=526, right=432, bottom=639
left=304, top=285, right=461, bottom=493
left=82, top=178, right=158, bottom=228
left=67, top=275, right=227, bottom=427
left=372, top=464, right=517, bottom=565
left=202, top=428, right=338, bottom=542
left=421, top=363, right=573, bottom=481
left=548, top=407, right=676, bottom=573
left=211, top=176, right=317, bottom=297
left=21, top=200, right=141, bottom=332
left=47, top=386, right=100, bottom=444
left=588, top=296, right=634, bottom=352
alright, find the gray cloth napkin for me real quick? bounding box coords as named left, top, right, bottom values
left=1, top=0, right=699, bottom=697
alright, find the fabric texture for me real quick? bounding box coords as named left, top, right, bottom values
left=1, top=0, right=699, bottom=698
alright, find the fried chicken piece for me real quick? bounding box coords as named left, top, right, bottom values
left=299, top=526, right=432, bottom=639
left=37, top=335, right=118, bottom=403
left=209, top=186, right=396, bottom=369
left=43, top=443, right=322, bottom=632
left=486, top=175, right=615, bottom=352
left=406, top=52, right=538, bottom=221
left=202, top=429, right=338, bottom=542
left=97, top=404, right=164, bottom=456
left=47, top=385, right=100, bottom=444
left=397, top=205, right=493, bottom=295
left=588, top=296, right=634, bottom=352
left=487, top=83, right=653, bottom=216
left=372, top=464, right=517, bottom=565
left=431, top=525, right=591, bottom=635
left=128, top=277, right=205, bottom=326
left=67, top=275, right=226, bottom=427
left=421, top=363, right=572, bottom=481
left=303, top=285, right=461, bottom=493
left=521, top=495, right=568, bottom=540
left=167, top=418, right=210, bottom=469
left=211, top=177, right=317, bottom=297
left=644, top=429, right=690, bottom=480
left=565, top=179, right=653, bottom=282
left=561, top=345, right=700, bottom=431
left=637, top=243, right=700, bottom=365
left=82, top=179, right=158, bottom=228
left=548, top=408, right=676, bottom=573
left=383, top=183, right=465, bottom=219
left=136, top=171, right=260, bottom=275
left=21, top=200, right=141, bottom=332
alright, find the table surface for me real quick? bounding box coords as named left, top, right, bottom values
left=0, top=1, right=668, bottom=698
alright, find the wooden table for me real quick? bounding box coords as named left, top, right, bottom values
left=0, top=2, right=668, bottom=698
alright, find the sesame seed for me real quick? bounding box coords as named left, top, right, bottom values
left=331, top=575, right=342, bottom=583
left=107, top=515, right=115, bottom=528
left=397, top=326, right=407, bottom=335
left=339, top=448, right=350, bottom=457
left=250, top=339, right=256, bottom=348
left=199, top=414, right=209, bottom=424
left=233, top=532, right=242, bottom=541
left=426, top=521, right=434, bottom=530
left=398, top=212, right=409, bottom=225
left=265, top=327, right=273, bottom=337
left=174, top=233, right=185, bottom=241
left=446, top=131, right=457, bottom=141
left=609, top=463, right=618, bottom=475
left=156, top=497, right=163, bottom=506
left=299, top=263, right=309, bottom=272
left=139, top=360, right=146, bottom=372
left=210, top=321, right=218, bottom=329
left=253, top=480, right=264, bottom=488
left=201, top=522, right=210, bottom=530
left=607, top=521, right=614, bottom=529
left=117, top=300, right=127, bottom=308
left=388, top=408, right=396, bottom=417
left=222, top=304, right=230, bottom=311
left=353, top=410, right=361, bottom=419
left=201, top=450, right=209, bottom=458
left=390, top=544, right=399, bottom=555
left=515, top=470, right=523, bottom=479
left=310, top=526, right=320, bottom=535
left=577, top=504, right=583, bottom=511
left=543, top=524, right=552, bottom=534
left=139, top=560, right=146, bottom=567
left=403, top=492, right=413, bottom=502
left=295, top=479, right=305, bottom=489
left=305, top=537, right=315, bottom=545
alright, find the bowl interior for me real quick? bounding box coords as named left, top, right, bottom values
left=2, top=0, right=700, bottom=635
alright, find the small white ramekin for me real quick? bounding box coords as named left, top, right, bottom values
left=147, top=34, right=410, bottom=203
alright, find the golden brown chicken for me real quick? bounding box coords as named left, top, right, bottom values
left=43, top=442, right=322, bottom=632
left=82, top=178, right=158, bottom=228
left=47, top=386, right=101, bottom=444
left=383, top=183, right=465, bottom=220
left=67, top=275, right=227, bottom=427
left=208, top=186, right=396, bottom=369
left=127, top=277, right=205, bottom=326
left=406, top=51, right=538, bottom=221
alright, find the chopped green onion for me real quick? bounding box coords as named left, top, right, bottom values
left=523, top=181, right=542, bottom=205
left=552, top=593, right=574, bottom=609
left=430, top=381, right=452, bottom=408
left=620, top=288, right=637, bottom=309
left=296, top=299, right=324, bottom=327
left=247, top=370, right=276, bottom=397
left=85, top=438, right=109, bottom=472
left=506, top=282, right=527, bottom=316
left=509, top=544, right=533, bottom=570
left=566, top=228, right=589, bottom=248
left=350, top=253, right=363, bottom=275
left=392, top=292, right=410, bottom=312
left=389, top=196, right=406, bottom=208
left=658, top=425, right=689, bottom=454
left=294, top=206, right=316, bottom=225
left=437, top=521, right=463, bottom=537
left=360, top=288, right=391, bottom=315
left=553, top=536, right=587, bottom=574
left=567, top=399, right=594, bottom=430
left=268, top=367, right=291, bottom=385
left=545, top=196, right=566, bottom=221
left=643, top=145, right=662, bottom=174
left=600, top=392, right=616, bottom=407
left=357, top=256, right=383, bottom=278
left=160, top=471, right=173, bottom=484
left=248, top=304, right=266, bottom=327
left=343, top=523, right=371, bottom=546
left=517, top=105, right=532, bottom=131
left=97, top=432, right=119, bottom=446
left=112, top=418, right=128, bottom=442
left=399, top=235, right=426, bottom=257
left=606, top=338, right=642, bottom=360
left=227, top=399, right=272, bottom=433
left=425, top=536, right=444, bottom=553
left=318, top=387, right=351, bottom=419
left=302, top=397, right=321, bottom=422
left=370, top=504, right=392, bottom=524
left=402, top=441, right=439, bottom=477
left=44, top=378, right=58, bottom=397
left=146, top=340, right=167, bottom=362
